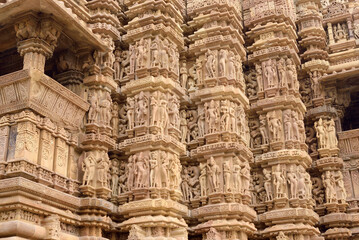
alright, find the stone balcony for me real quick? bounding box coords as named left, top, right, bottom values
left=338, top=129, right=359, bottom=159
left=0, top=69, right=89, bottom=127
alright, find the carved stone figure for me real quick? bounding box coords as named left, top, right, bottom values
left=264, top=59, right=277, bottom=88
left=181, top=167, right=190, bottom=201
left=322, top=171, right=337, bottom=203
left=111, top=160, right=119, bottom=195
left=180, top=62, right=188, bottom=88
left=149, top=151, right=160, bottom=187
left=218, top=49, right=228, bottom=77
left=127, top=97, right=135, bottom=129
left=206, top=100, right=219, bottom=134
left=180, top=110, right=188, bottom=142
left=207, top=157, right=220, bottom=193
left=263, top=168, right=273, bottom=201
left=223, top=160, right=231, bottom=192
left=82, top=153, right=96, bottom=186
left=278, top=58, right=287, bottom=88
left=199, top=163, right=207, bottom=197
left=134, top=152, right=149, bottom=188
left=233, top=157, right=242, bottom=193
left=88, top=93, right=99, bottom=123
left=136, top=91, right=148, bottom=126
left=273, top=165, right=286, bottom=198
left=205, top=49, right=216, bottom=79
left=287, top=166, right=298, bottom=199
left=268, top=112, right=282, bottom=142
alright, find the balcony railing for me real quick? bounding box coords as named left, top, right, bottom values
left=338, top=129, right=359, bottom=159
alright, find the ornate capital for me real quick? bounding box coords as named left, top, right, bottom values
left=14, top=14, right=62, bottom=71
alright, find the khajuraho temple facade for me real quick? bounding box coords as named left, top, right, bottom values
left=1, top=0, right=359, bottom=239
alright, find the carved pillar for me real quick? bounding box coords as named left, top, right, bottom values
left=117, top=0, right=188, bottom=238
left=14, top=14, right=62, bottom=72
left=243, top=0, right=322, bottom=239
left=54, top=50, right=84, bottom=97
left=78, top=0, right=122, bottom=238
left=327, top=23, right=335, bottom=45
left=186, top=1, right=256, bottom=239
left=347, top=18, right=354, bottom=39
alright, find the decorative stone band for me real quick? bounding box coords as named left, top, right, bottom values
left=255, top=149, right=312, bottom=168
left=192, top=202, right=257, bottom=223
left=119, top=198, right=188, bottom=219
left=0, top=69, right=89, bottom=127
left=187, top=0, right=242, bottom=18
left=119, top=133, right=186, bottom=155
left=122, top=75, right=186, bottom=99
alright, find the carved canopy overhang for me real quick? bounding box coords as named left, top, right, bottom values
left=0, top=0, right=108, bottom=53
left=320, top=48, right=359, bottom=84
left=323, top=2, right=351, bottom=24
left=0, top=69, right=89, bottom=128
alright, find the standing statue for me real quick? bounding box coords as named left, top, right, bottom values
left=241, top=161, right=250, bottom=195
left=181, top=167, right=190, bottom=201
left=283, top=110, right=292, bottom=140
left=195, top=58, right=203, bottom=85
left=88, top=93, right=99, bottom=123
left=206, top=100, right=219, bottom=134
left=259, top=117, right=269, bottom=145
left=161, top=39, right=169, bottom=69
left=326, top=118, right=338, bottom=149
left=286, top=58, right=298, bottom=91
left=255, top=63, right=263, bottom=92
left=149, top=151, right=160, bottom=187
left=264, top=59, right=276, bottom=88
left=322, top=171, right=337, bottom=203
left=180, top=110, right=188, bottom=143
left=198, top=108, right=205, bottom=137
left=160, top=151, right=169, bottom=187
left=168, top=95, right=180, bottom=128
left=134, top=152, right=148, bottom=188
left=228, top=51, right=236, bottom=79
left=97, top=154, right=110, bottom=188
left=111, top=160, right=119, bottom=195
left=136, top=91, right=148, bottom=126
left=151, top=36, right=160, bottom=67
left=304, top=171, right=312, bottom=199
left=207, top=157, right=220, bottom=193
left=129, top=44, right=136, bottom=73
left=218, top=49, right=227, bottom=77
left=335, top=171, right=347, bottom=204
left=157, top=93, right=169, bottom=133
left=287, top=166, right=298, bottom=199
left=273, top=165, right=286, bottom=198
left=180, top=62, right=188, bottom=88
left=199, top=163, right=207, bottom=197
left=82, top=153, right=96, bottom=186
left=315, top=118, right=327, bottom=149
left=291, top=111, right=300, bottom=141
left=223, top=160, right=232, bottom=192
left=310, top=71, right=322, bottom=98
left=263, top=168, right=273, bottom=201
left=99, top=92, right=112, bottom=126
left=268, top=113, right=282, bottom=142
left=127, top=155, right=135, bottom=191
left=127, top=97, right=135, bottom=129
left=205, top=49, right=216, bottom=79
left=150, top=91, right=159, bottom=126
left=233, top=157, right=242, bottom=193
left=113, top=50, right=121, bottom=80
left=278, top=58, right=287, bottom=88
left=220, top=100, right=230, bottom=131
